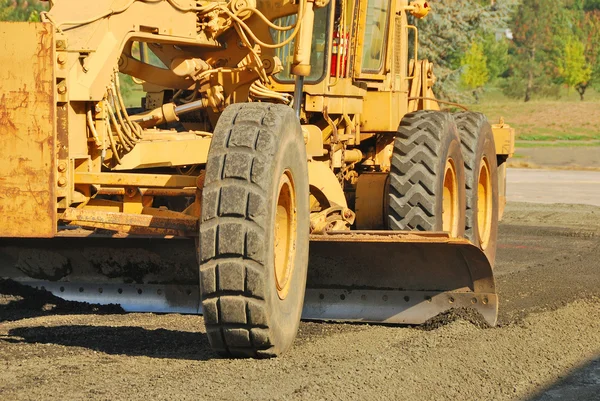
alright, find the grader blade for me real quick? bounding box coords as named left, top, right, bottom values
left=0, top=231, right=497, bottom=326
left=0, top=236, right=201, bottom=314
left=304, top=231, right=498, bottom=326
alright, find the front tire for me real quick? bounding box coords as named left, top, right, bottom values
left=199, top=103, right=309, bottom=358
left=388, top=111, right=466, bottom=236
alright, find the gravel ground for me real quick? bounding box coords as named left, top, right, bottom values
left=1, top=202, right=600, bottom=400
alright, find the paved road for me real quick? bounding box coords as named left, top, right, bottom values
left=507, top=168, right=600, bottom=206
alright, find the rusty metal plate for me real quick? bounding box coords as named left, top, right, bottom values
left=0, top=22, right=56, bottom=237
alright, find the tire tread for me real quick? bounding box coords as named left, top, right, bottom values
left=200, top=103, right=292, bottom=358
left=389, top=111, right=453, bottom=231
left=454, top=112, right=482, bottom=238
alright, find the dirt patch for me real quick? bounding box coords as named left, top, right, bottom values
left=501, top=202, right=600, bottom=232
left=0, top=298, right=598, bottom=400
left=419, top=307, right=490, bottom=331
left=295, top=321, right=367, bottom=346
left=0, top=203, right=599, bottom=400
left=495, top=203, right=600, bottom=326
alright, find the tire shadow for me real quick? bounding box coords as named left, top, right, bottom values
left=1, top=280, right=216, bottom=360
left=4, top=325, right=215, bottom=361
left=0, top=279, right=124, bottom=323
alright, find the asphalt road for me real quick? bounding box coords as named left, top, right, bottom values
left=507, top=168, right=600, bottom=206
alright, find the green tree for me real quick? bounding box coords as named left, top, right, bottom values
left=415, top=0, right=517, bottom=101
left=482, top=34, right=510, bottom=80
left=558, top=36, right=592, bottom=94
left=504, top=0, right=566, bottom=102
left=0, top=0, right=47, bottom=22
left=461, top=41, right=490, bottom=101
left=573, top=10, right=600, bottom=99
left=584, top=0, right=600, bottom=11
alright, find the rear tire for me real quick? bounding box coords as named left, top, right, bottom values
left=199, top=103, right=309, bottom=358
left=455, top=112, right=499, bottom=266
left=388, top=111, right=466, bottom=236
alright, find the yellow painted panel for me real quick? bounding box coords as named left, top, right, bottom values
left=359, top=90, right=409, bottom=133
left=112, top=134, right=212, bottom=170
left=0, top=23, right=56, bottom=237
left=492, top=125, right=515, bottom=157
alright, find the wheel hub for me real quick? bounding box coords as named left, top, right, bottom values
left=442, top=159, right=459, bottom=236
left=274, top=170, right=297, bottom=300
left=477, top=156, right=493, bottom=249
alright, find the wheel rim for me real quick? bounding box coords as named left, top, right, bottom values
left=477, top=156, right=493, bottom=249
left=274, top=170, right=297, bottom=300
left=442, top=159, right=459, bottom=236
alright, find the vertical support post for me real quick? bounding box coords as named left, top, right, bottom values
left=293, top=75, right=304, bottom=118
left=291, top=0, right=316, bottom=77
left=291, top=0, right=317, bottom=118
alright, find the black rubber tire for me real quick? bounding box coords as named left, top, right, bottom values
left=199, top=103, right=309, bottom=358
left=455, top=112, right=499, bottom=266
left=388, top=111, right=466, bottom=235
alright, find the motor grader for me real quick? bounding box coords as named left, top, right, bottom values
left=0, top=0, right=514, bottom=357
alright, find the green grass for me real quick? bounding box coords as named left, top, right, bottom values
left=466, top=87, right=600, bottom=141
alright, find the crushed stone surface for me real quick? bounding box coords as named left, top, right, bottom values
left=1, top=202, right=600, bottom=400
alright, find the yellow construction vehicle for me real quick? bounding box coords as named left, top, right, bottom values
left=0, top=0, right=514, bottom=357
